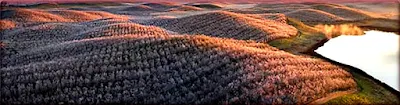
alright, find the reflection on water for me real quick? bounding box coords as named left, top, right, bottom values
left=315, top=24, right=364, bottom=39
left=315, top=30, right=399, bottom=91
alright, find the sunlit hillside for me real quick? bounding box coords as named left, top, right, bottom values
left=1, top=1, right=399, bottom=104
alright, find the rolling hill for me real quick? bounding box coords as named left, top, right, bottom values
left=1, top=2, right=398, bottom=104
left=121, top=5, right=154, bottom=11
left=1, top=18, right=168, bottom=52
left=284, top=9, right=345, bottom=23
left=0, top=20, right=16, bottom=30
left=1, top=8, right=128, bottom=22
left=187, top=3, right=224, bottom=9
left=1, top=32, right=356, bottom=104
left=231, top=3, right=388, bottom=25
left=244, top=13, right=288, bottom=24
left=0, top=7, right=358, bottom=104
left=167, top=5, right=204, bottom=11
left=310, top=4, right=383, bottom=20
left=139, top=11, right=298, bottom=42
left=142, top=2, right=180, bottom=11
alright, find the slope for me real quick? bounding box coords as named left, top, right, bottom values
left=2, top=33, right=356, bottom=104
left=1, top=8, right=128, bottom=23
left=310, top=4, right=384, bottom=20
left=140, top=11, right=298, bottom=42
left=121, top=5, right=155, bottom=11
left=1, top=18, right=169, bottom=53
left=284, top=9, right=345, bottom=23
left=167, top=5, right=204, bottom=11
left=142, top=2, right=180, bottom=11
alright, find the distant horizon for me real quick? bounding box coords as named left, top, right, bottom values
left=1, top=0, right=398, bottom=5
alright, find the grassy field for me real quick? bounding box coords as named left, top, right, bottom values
left=268, top=18, right=326, bottom=55
left=325, top=72, right=400, bottom=104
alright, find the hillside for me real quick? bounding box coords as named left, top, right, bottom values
left=284, top=9, right=345, bottom=23
left=1, top=32, right=356, bottom=104
left=231, top=3, right=387, bottom=25
left=188, top=3, right=224, bottom=9
left=1, top=18, right=169, bottom=52
left=1, top=8, right=128, bottom=23
left=0, top=20, right=16, bottom=30
left=121, top=5, right=154, bottom=11
left=140, top=11, right=298, bottom=42
left=244, top=13, right=288, bottom=24
left=343, top=2, right=398, bottom=19
left=310, top=4, right=383, bottom=20
left=0, top=7, right=359, bottom=104
left=142, top=2, right=180, bottom=11
left=168, top=5, right=204, bottom=11
left=1, top=2, right=398, bottom=104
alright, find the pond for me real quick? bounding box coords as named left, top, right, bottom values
left=315, top=30, right=399, bottom=91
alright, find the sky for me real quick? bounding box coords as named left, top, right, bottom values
left=1, top=0, right=398, bottom=4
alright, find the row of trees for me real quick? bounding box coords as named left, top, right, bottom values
left=2, top=8, right=356, bottom=104
left=311, top=4, right=372, bottom=21
left=3, top=18, right=171, bottom=66
left=285, top=9, right=344, bottom=23
left=2, top=33, right=356, bottom=104
left=5, top=9, right=127, bottom=23
left=142, top=11, right=297, bottom=43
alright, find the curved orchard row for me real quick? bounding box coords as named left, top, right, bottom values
left=6, top=9, right=127, bottom=23
left=2, top=18, right=169, bottom=55
left=143, top=11, right=297, bottom=43
left=285, top=9, right=344, bottom=23
left=311, top=5, right=373, bottom=21
left=2, top=34, right=356, bottom=104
